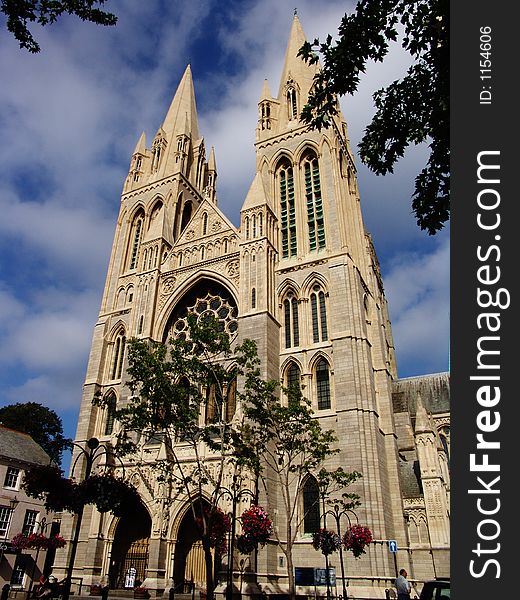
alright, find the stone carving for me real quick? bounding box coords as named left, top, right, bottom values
left=227, top=260, right=239, bottom=278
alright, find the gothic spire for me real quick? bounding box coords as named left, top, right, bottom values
left=277, top=13, right=317, bottom=100
left=161, top=64, right=200, bottom=142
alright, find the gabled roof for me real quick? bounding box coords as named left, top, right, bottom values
left=173, top=198, right=238, bottom=249
left=0, top=425, right=51, bottom=466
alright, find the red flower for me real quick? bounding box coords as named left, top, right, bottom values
left=343, top=525, right=373, bottom=558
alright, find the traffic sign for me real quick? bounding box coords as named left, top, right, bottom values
left=388, top=540, right=398, bottom=553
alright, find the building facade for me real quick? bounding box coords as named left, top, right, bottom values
left=53, top=16, right=450, bottom=599
left=0, top=425, right=57, bottom=591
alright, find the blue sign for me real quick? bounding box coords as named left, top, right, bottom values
left=388, top=540, right=398, bottom=553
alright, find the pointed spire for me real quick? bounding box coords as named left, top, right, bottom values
left=242, top=172, right=273, bottom=212
left=208, top=146, right=217, bottom=172
left=133, top=131, right=146, bottom=155
left=277, top=13, right=316, bottom=98
left=260, top=78, right=272, bottom=101
left=162, top=64, right=200, bottom=141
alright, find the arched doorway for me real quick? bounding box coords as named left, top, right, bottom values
left=173, top=502, right=220, bottom=593
left=109, top=500, right=152, bottom=589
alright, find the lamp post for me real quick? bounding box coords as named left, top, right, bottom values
left=62, top=437, right=114, bottom=600
left=215, top=474, right=255, bottom=600
left=322, top=503, right=358, bottom=600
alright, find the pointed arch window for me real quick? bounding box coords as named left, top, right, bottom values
left=287, top=87, right=298, bottom=120
left=180, top=200, right=192, bottom=234
left=303, top=153, right=325, bottom=251
left=104, top=392, right=117, bottom=435
left=316, top=359, right=331, bottom=410
left=111, top=330, right=126, bottom=380
left=283, top=293, right=299, bottom=348
left=128, top=213, right=144, bottom=270
left=202, top=212, right=208, bottom=235
left=302, top=476, right=320, bottom=534
left=225, top=372, right=237, bottom=422
left=278, top=161, right=296, bottom=258
left=310, top=286, right=328, bottom=343
left=286, top=361, right=301, bottom=391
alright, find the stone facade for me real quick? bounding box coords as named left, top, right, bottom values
left=53, top=15, right=450, bottom=599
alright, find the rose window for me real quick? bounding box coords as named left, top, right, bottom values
left=169, top=292, right=238, bottom=340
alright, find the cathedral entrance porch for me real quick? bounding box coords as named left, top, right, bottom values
left=109, top=501, right=152, bottom=589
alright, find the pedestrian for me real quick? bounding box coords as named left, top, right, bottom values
left=395, top=568, right=412, bottom=600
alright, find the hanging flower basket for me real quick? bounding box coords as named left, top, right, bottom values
left=78, top=474, right=141, bottom=515
left=195, top=507, right=231, bottom=557
left=342, top=525, right=373, bottom=558
left=236, top=534, right=257, bottom=555
left=11, top=532, right=67, bottom=551
left=312, top=528, right=341, bottom=556
left=240, top=505, right=273, bottom=545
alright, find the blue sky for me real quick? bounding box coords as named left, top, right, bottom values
left=0, top=0, right=449, bottom=462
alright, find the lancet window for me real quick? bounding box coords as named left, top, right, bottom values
left=315, top=358, right=331, bottom=410
left=303, top=152, right=325, bottom=251
left=310, top=285, right=328, bottom=343
left=278, top=160, right=297, bottom=258
left=111, top=329, right=126, bottom=380
left=128, top=211, right=144, bottom=270
left=302, top=476, right=320, bottom=534
left=283, top=292, right=299, bottom=348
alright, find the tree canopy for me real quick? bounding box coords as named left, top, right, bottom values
left=1, top=0, right=117, bottom=53
left=299, top=0, right=449, bottom=234
left=0, top=401, right=69, bottom=464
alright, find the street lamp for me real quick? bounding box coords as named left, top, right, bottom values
left=321, top=503, right=358, bottom=600
left=62, top=437, right=119, bottom=600
left=215, top=474, right=256, bottom=600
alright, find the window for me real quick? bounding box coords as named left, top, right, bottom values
left=180, top=201, right=192, bottom=234
left=310, top=286, right=328, bottom=343
left=4, top=467, right=20, bottom=489
left=111, top=330, right=126, bottom=380
left=304, top=154, right=325, bottom=251
left=251, top=288, right=256, bottom=309
left=22, top=510, right=39, bottom=536
left=283, top=294, right=299, bottom=348
left=316, top=359, right=331, bottom=410
left=302, top=477, right=320, bottom=534
left=11, top=554, right=30, bottom=587
left=225, top=374, right=237, bottom=422
left=104, top=393, right=117, bottom=435
left=286, top=362, right=301, bottom=391
left=279, top=162, right=296, bottom=258
left=205, top=381, right=223, bottom=424
left=287, top=87, right=298, bottom=120
left=0, top=506, right=13, bottom=537
left=202, top=212, right=208, bottom=235
left=128, top=213, right=144, bottom=270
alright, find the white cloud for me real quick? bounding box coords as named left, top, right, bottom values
left=385, top=237, right=450, bottom=376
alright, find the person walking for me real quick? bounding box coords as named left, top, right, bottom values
left=395, top=568, right=412, bottom=600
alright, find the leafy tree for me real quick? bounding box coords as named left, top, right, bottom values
left=0, top=401, right=69, bottom=464
left=1, top=0, right=117, bottom=53
left=237, top=364, right=362, bottom=600
left=299, top=0, right=449, bottom=235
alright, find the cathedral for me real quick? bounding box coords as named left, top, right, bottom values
left=53, top=15, right=450, bottom=599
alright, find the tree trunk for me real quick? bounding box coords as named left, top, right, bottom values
left=203, top=540, right=214, bottom=600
